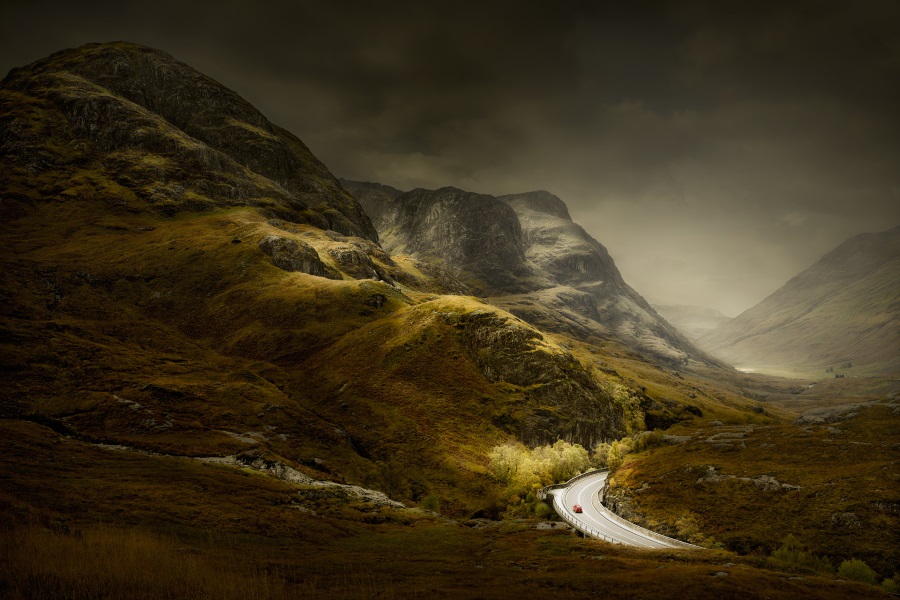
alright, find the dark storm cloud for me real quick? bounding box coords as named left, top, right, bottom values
left=2, top=0, right=899, bottom=314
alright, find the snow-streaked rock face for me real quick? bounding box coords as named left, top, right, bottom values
left=497, top=191, right=722, bottom=367
left=345, top=182, right=725, bottom=368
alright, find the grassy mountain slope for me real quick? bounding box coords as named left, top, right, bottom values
left=4, top=41, right=896, bottom=597
left=699, top=227, right=900, bottom=375
left=606, top=400, right=900, bottom=577
left=1, top=42, right=761, bottom=518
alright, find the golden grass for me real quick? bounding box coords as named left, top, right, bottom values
left=0, top=418, right=891, bottom=599
left=0, top=525, right=293, bottom=600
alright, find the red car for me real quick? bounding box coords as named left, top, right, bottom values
left=573, top=504, right=583, bottom=513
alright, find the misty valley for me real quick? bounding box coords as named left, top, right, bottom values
left=1, top=41, right=897, bottom=599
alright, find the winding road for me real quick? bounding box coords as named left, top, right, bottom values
left=546, top=470, right=698, bottom=549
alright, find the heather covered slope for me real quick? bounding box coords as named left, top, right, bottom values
left=699, top=226, right=900, bottom=375
left=1, top=42, right=757, bottom=517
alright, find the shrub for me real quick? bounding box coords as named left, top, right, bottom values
left=838, top=559, right=877, bottom=585
left=882, top=578, right=899, bottom=594
left=592, top=442, right=611, bottom=467
left=534, top=502, right=550, bottom=519
left=420, top=494, right=440, bottom=512
left=769, top=535, right=833, bottom=574
left=606, top=441, right=624, bottom=472
left=632, top=430, right=665, bottom=453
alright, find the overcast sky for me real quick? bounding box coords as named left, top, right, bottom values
left=3, top=0, right=898, bottom=315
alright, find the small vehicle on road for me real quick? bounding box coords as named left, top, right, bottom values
left=573, top=504, right=583, bottom=513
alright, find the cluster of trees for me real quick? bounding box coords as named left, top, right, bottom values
left=488, top=440, right=591, bottom=517
left=487, top=428, right=672, bottom=517
left=490, top=430, right=671, bottom=496
left=602, top=380, right=646, bottom=432
left=593, top=430, right=666, bottom=471
left=489, top=440, right=591, bottom=494
left=769, top=534, right=834, bottom=574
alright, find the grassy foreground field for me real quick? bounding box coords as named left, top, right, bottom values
left=0, top=418, right=891, bottom=599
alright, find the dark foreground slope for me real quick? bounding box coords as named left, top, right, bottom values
left=699, top=226, right=900, bottom=375
left=4, top=417, right=887, bottom=600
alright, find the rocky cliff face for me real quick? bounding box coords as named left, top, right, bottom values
left=497, top=191, right=718, bottom=367
left=698, top=226, right=900, bottom=374
left=346, top=182, right=724, bottom=368
left=344, top=183, right=534, bottom=293
left=0, top=41, right=377, bottom=240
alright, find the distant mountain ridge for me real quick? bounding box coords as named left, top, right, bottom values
left=652, top=304, right=733, bottom=340
left=698, top=226, right=900, bottom=374
left=343, top=180, right=727, bottom=369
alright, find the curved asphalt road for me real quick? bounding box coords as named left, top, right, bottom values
left=548, top=470, right=692, bottom=549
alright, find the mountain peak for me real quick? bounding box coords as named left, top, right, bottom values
left=1, top=41, right=378, bottom=240
left=498, top=190, right=572, bottom=221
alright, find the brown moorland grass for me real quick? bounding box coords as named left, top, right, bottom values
left=0, top=419, right=890, bottom=599
left=0, top=525, right=294, bottom=600
left=609, top=402, right=900, bottom=577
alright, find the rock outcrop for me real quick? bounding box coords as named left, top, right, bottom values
left=445, top=308, right=624, bottom=447
left=351, top=184, right=532, bottom=293
left=258, top=235, right=330, bottom=276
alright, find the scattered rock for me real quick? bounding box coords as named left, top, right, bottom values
left=828, top=512, right=862, bottom=530
left=366, top=294, right=386, bottom=309
left=697, top=466, right=800, bottom=491
left=697, top=466, right=730, bottom=484
left=663, top=435, right=692, bottom=444
left=795, top=402, right=877, bottom=425
left=258, top=235, right=329, bottom=277
left=709, top=420, right=724, bottom=427
left=753, top=475, right=784, bottom=492
left=706, top=432, right=747, bottom=441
